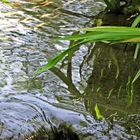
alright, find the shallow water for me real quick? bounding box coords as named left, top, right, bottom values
left=0, top=0, right=140, bottom=139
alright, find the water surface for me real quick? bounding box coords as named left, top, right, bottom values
left=0, top=0, right=139, bottom=139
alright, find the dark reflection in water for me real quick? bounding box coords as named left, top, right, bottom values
left=0, top=0, right=140, bottom=139
left=83, top=43, right=140, bottom=116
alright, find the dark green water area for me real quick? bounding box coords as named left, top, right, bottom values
left=0, top=0, right=139, bottom=140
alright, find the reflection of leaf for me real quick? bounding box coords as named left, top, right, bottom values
left=126, top=76, right=134, bottom=106
left=35, top=22, right=46, bottom=29
left=40, top=1, right=54, bottom=7
left=94, top=104, right=104, bottom=120
left=132, top=69, right=140, bottom=84
left=107, top=88, right=113, bottom=100
left=109, top=47, right=119, bottom=79
left=125, top=69, right=140, bottom=106
left=134, top=43, right=140, bottom=60
left=40, top=14, right=52, bottom=18
left=21, top=17, right=32, bottom=21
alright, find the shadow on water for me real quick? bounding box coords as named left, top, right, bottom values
left=0, top=0, right=140, bottom=139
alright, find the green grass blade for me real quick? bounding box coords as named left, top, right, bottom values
left=34, top=40, right=86, bottom=76
left=60, top=27, right=140, bottom=43
left=34, top=26, right=140, bottom=76
left=61, top=33, right=140, bottom=43
left=132, top=15, right=140, bottom=27
left=80, top=26, right=140, bottom=33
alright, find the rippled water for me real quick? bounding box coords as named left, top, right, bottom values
left=0, top=0, right=140, bottom=140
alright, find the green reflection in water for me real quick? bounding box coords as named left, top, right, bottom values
left=83, top=42, right=140, bottom=118
left=48, top=41, right=140, bottom=118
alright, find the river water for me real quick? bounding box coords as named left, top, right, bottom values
left=0, top=0, right=140, bottom=140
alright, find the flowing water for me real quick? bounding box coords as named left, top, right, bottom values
left=0, top=0, right=140, bottom=140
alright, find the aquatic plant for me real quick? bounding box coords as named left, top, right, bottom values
left=35, top=26, right=140, bottom=76
left=34, top=25, right=140, bottom=106
left=34, top=3, right=140, bottom=106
